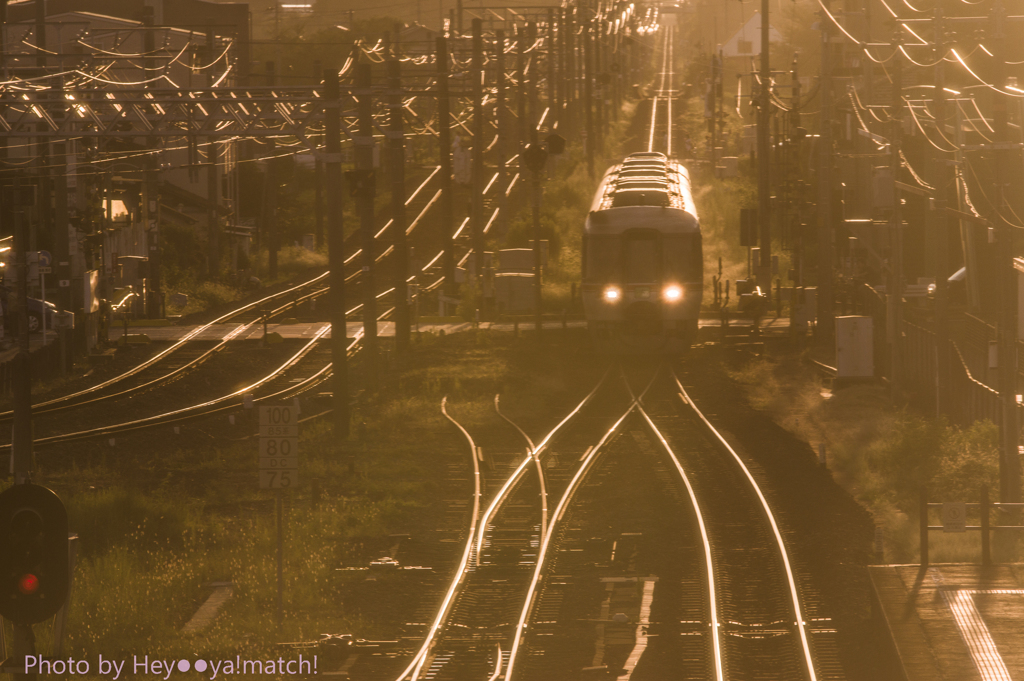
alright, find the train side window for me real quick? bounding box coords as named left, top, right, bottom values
left=624, top=235, right=658, bottom=284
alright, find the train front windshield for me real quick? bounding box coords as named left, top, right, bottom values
left=624, top=235, right=658, bottom=283
left=663, top=235, right=702, bottom=281
left=585, top=232, right=701, bottom=284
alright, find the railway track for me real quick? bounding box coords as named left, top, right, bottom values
left=647, top=22, right=677, bottom=156
left=0, top=272, right=331, bottom=422
left=502, top=365, right=830, bottom=679
left=350, top=354, right=842, bottom=680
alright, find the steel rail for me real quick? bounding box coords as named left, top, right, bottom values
left=502, top=410, right=632, bottom=681
left=18, top=300, right=384, bottom=448
left=393, top=370, right=611, bottom=681
left=474, top=367, right=612, bottom=564
left=625, top=369, right=724, bottom=681
left=504, top=369, right=659, bottom=681
left=665, top=27, right=674, bottom=156
left=647, top=25, right=671, bottom=153
left=0, top=271, right=330, bottom=420
left=671, top=369, right=818, bottom=681
left=0, top=325, right=331, bottom=450
left=17, top=283, right=333, bottom=421
left=487, top=644, right=504, bottom=681
left=494, top=394, right=548, bottom=544
left=395, top=397, right=483, bottom=681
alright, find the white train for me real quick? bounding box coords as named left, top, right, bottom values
left=582, top=152, right=703, bottom=353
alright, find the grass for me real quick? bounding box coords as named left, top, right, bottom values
left=728, top=353, right=1016, bottom=565
left=165, top=246, right=329, bottom=318
left=5, top=328, right=601, bottom=675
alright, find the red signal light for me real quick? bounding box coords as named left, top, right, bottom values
left=18, top=574, right=39, bottom=595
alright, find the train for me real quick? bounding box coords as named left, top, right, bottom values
left=581, top=152, right=703, bottom=354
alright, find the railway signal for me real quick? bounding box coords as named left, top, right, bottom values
left=0, top=484, right=70, bottom=624
left=545, top=134, right=566, bottom=156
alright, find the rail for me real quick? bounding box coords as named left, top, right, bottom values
left=504, top=368, right=658, bottom=681
left=494, top=394, right=549, bottom=544
left=393, top=371, right=611, bottom=680
left=397, top=398, right=482, bottom=681
left=0, top=271, right=331, bottom=420
left=628, top=368, right=724, bottom=681
left=474, top=368, right=610, bottom=564
left=672, top=369, right=818, bottom=681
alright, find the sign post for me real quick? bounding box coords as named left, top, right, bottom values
left=942, top=502, right=967, bottom=533
left=259, top=405, right=298, bottom=626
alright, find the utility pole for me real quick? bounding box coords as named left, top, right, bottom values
left=888, top=35, right=904, bottom=400
left=756, top=0, right=772, bottom=289
left=709, top=51, right=719, bottom=166
left=9, top=180, right=32, bottom=484
left=528, top=22, right=539, bottom=144
left=522, top=144, right=548, bottom=336
left=548, top=9, right=558, bottom=128
left=817, top=0, right=834, bottom=343
left=265, top=61, right=279, bottom=280
left=565, top=12, right=576, bottom=136
left=388, top=57, right=410, bottom=352
left=495, top=30, right=509, bottom=236
left=325, top=70, right=349, bottom=442
left=558, top=9, right=567, bottom=126
left=471, top=19, right=484, bottom=298
left=583, top=20, right=595, bottom=177
left=517, top=25, right=528, bottom=151
left=143, top=10, right=161, bottom=319
left=593, top=27, right=604, bottom=158
left=437, top=37, right=456, bottom=312
left=207, top=28, right=221, bottom=278
left=354, top=62, right=378, bottom=388
left=991, top=2, right=1022, bottom=505
left=52, top=76, right=71, bottom=317
left=314, top=61, right=324, bottom=250
left=930, top=8, right=950, bottom=419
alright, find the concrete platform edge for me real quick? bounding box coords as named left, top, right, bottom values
left=868, top=564, right=944, bottom=681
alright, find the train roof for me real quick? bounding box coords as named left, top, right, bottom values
left=585, top=157, right=699, bottom=236
left=588, top=156, right=697, bottom=218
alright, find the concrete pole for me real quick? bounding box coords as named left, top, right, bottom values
left=388, top=58, right=410, bottom=352
left=437, top=37, right=456, bottom=309
left=756, top=0, right=772, bottom=290
left=325, top=70, right=349, bottom=441
left=817, top=0, right=835, bottom=343
left=888, top=37, right=903, bottom=400
left=355, top=63, right=378, bottom=388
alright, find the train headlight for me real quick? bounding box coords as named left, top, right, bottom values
left=602, top=286, right=622, bottom=302
left=663, top=284, right=683, bottom=302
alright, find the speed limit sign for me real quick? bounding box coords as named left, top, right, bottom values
left=259, top=405, right=298, bottom=488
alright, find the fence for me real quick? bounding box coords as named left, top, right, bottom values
left=902, top=321, right=936, bottom=399
left=857, top=283, right=1011, bottom=429
left=920, top=485, right=1024, bottom=566
left=947, top=342, right=1002, bottom=427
